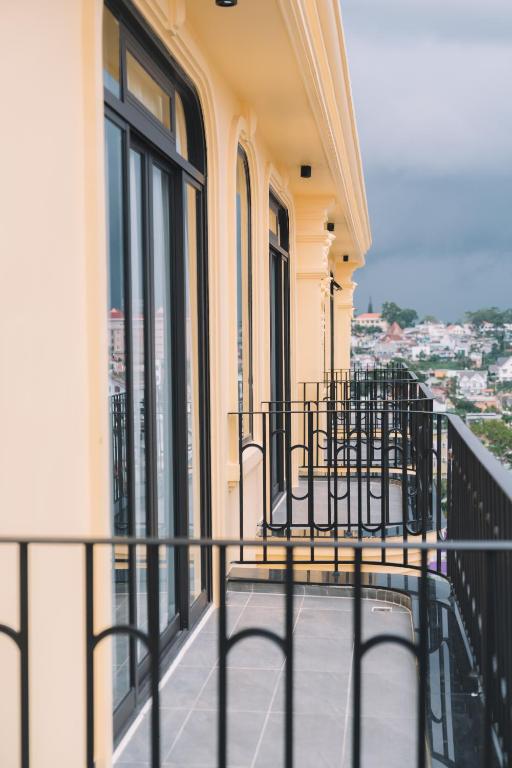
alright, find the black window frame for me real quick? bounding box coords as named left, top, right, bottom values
left=103, top=0, right=210, bottom=739
left=236, top=145, right=254, bottom=439
left=269, top=192, right=290, bottom=503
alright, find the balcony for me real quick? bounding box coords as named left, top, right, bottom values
left=2, top=366, right=512, bottom=768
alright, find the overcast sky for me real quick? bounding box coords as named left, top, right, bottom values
left=341, top=0, right=512, bottom=321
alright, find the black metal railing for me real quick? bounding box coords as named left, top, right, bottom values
left=233, top=405, right=445, bottom=568
left=0, top=536, right=509, bottom=768
left=325, top=363, right=415, bottom=383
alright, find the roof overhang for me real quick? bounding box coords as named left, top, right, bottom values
left=185, top=0, right=371, bottom=264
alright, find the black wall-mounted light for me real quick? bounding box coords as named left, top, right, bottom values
left=327, top=222, right=335, bottom=232
left=343, top=254, right=349, bottom=262
left=300, top=165, right=312, bottom=178
left=216, top=0, right=237, bottom=6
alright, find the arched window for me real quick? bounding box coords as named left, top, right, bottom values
left=236, top=146, right=253, bottom=436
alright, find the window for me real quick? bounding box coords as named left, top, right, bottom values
left=103, top=0, right=208, bottom=734
left=236, top=147, right=253, bottom=437
left=103, top=6, right=120, bottom=97
left=126, top=51, right=171, bottom=129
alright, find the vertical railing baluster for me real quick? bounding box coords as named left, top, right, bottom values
left=401, top=409, right=409, bottom=568
left=218, top=546, right=227, bottom=768
left=147, top=542, right=161, bottom=768
left=285, top=405, right=293, bottom=543
left=483, top=550, right=496, bottom=768
left=86, top=543, right=95, bottom=768
left=417, top=548, right=428, bottom=768
left=238, top=412, right=244, bottom=563
left=19, top=542, right=29, bottom=768
left=352, top=547, right=362, bottom=768
left=382, top=403, right=389, bottom=566
left=307, top=409, right=315, bottom=562
left=356, top=407, right=362, bottom=542
left=436, top=415, right=442, bottom=572
left=284, top=546, right=294, bottom=768
left=262, top=414, right=268, bottom=563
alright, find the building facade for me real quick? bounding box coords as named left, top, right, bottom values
left=0, top=1, right=370, bottom=765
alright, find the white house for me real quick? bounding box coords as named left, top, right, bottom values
left=494, top=357, right=512, bottom=382
left=457, top=370, right=488, bottom=398
left=355, top=312, right=388, bottom=331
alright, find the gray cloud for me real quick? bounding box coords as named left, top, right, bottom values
left=342, top=0, right=512, bottom=319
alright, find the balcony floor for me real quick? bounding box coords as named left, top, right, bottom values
left=115, top=587, right=417, bottom=768
left=272, top=477, right=405, bottom=529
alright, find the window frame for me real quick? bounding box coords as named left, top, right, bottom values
left=103, top=0, right=210, bottom=740
left=236, top=145, right=254, bottom=439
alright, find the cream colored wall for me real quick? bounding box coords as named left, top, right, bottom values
left=0, top=1, right=112, bottom=766
left=0, top=0, right=368, bottom=764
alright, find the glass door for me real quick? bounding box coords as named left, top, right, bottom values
left=103, top=2, right=210, bottom=736
left=269, top=196, right=290, bottom=506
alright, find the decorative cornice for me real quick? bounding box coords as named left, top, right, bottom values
left=277, top=0, right=372, bottom=262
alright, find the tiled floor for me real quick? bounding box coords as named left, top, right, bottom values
left=115, top=588, right=417, bottom=767
left=272, top=477, right=405, bottom=528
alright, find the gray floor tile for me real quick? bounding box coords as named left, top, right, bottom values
left=160, top=667, right=213, bottom=709
left=343, top=716, right=417, bottom=768
left=301, top=595, right=353, bottom=612
left=272, top=669, right=350, bottom=716
left=117, top=708, right=189, bottom=764
left=235, top=606, right=294, bottom=634
left=293, top=636, right=353, bottom=673
left=202, top=607, right=244, bottom=637
left=222, top=636, right=285, bottom=670
left=360, top=671, right=417, bottom=720
left=294, top=608, right=353, bottom=638
left=226, top=591, right=251, bottom=607
left=362, top=607, right=412, bottom=641
left=196, top=667, right=280, bottom=712
left=254, top=712, right=347, bottom=768
left=180, top=634, right=218, bottom=668
left=247, top=592, right=295, bottom=609
left=165, top=709, right=267, bottom=766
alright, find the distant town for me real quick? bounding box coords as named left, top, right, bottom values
left=352, top=302, right=512, bottom=469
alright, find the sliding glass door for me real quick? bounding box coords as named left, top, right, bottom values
left=103, top=0, right=209, bottom=735
left=269, top=196, right=290, bottom=504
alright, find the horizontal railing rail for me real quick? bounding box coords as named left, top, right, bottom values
left=0, top=536, right=507, bottom=768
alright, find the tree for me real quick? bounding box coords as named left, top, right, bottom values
left=465, top=307, right=512, bottom=328
left=470, top=420, right=512, bottom=464
left=422, top=314, right=438, bottom=324
left=352, top=324, right=381, bottom=336
left=367, top=296, right=374, bottom=313
left=381, top=301, right=418, bottom=328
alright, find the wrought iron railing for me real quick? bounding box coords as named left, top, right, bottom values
left=0, top=536, right=509, bottom=768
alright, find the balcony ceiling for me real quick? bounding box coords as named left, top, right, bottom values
left=185, top=0, right=371, bottom=263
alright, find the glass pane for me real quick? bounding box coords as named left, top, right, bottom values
left=129, top=150, right=146, bottom=538
left=105, top=118, right=130, bottom=706
left=127, top=51, right=171, bottom=130
left=236, top=151, right=252, bottom=436
left=269, top=205, right=278, bottom=236
left=129, top=149, right=149, bottom=660
left=185, top=184, right=202, bottom=604
left=152, top=165, right=176, bottom=630
left=103, top=7, right=120, bottom=97
left=175, top=92, right=189, bottom=160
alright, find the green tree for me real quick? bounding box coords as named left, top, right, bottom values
left=422, top=314, right=438, bottom=323
left=381, top=302, right=418, bottom=328
left=470, top=420, right=512, bottom=463
left=465, top=307, right=512, bottom=327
